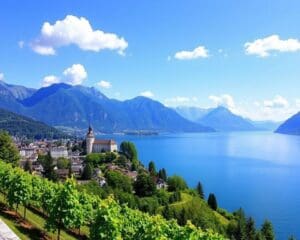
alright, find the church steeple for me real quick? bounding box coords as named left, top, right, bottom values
left=86, top=125, right=95, bottom=154
left=88, top=125, right=93, bottom=134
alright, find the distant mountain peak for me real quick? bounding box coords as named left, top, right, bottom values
left=21, top=83, right=72, bottom=107
left=211, top=106, right=232, bottom=113
left=198, top=106, right=257, bottom=131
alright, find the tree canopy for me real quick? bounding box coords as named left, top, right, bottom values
left=134, top=172, right=156, bottom=197
left=167, top=175, right=187, bottom=192
left=0, top=131, right=20, bottom=166
left=120, top=141, right=138, bottom=161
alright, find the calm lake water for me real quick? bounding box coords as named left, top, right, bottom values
left=102, top=131, right=300, bottom=239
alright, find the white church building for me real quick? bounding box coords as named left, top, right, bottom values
left=86, top=126, right=118, bottom=154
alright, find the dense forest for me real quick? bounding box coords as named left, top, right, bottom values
left=0, top=108, right=69, bottom=139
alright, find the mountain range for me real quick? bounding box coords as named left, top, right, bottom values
left=275, top=112, right=300, bottom=135
left=0, top=81, right=213, bottom=133
left=175, top=106, right=281, bottom=131
left=0, top=108, right=68, bottom=139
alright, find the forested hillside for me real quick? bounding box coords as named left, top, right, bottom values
left=0, top=108, right=68, bottom=139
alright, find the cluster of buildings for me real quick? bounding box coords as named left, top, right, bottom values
left=16, top=126, right=167, bottom=190
left=17, top=126, right=118, bottom=179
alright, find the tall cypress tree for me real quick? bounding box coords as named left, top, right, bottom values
left=196, top=181, right=204, bottom=199
left=235, top=208, right=247, bottom=240
left=246, top=217, right=256, bottom=240
left=148, top=161, right=157, bottom=176
left=207, top=193, right=217, bottom=210
left=261, top=220, right=275, bottom=240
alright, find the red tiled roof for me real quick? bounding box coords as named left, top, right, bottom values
left=93, top=139, right=117, bottom=145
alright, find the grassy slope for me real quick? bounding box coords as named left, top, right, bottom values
left=0, top=194, right=78, bottom=240
left=170, top=193, right=230, bottom=231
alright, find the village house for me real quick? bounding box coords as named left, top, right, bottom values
left=50, top=146, right=69, bottom=159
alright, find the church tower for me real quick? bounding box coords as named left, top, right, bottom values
left=86, top=125, right=95, bottom=154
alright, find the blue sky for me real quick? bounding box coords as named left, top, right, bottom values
left=0, top=0, right=300, bottom=121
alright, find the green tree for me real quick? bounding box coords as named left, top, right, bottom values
left=105, top=170, right=133, bottom=193
left=158, top=168, right=167, bottom=181
left=255, top=231, right=265, bottom=240
left=134, top=172, right=156, bottom=197
left=138, top=197, right=159, bottom=214
left=56, top=157, right=69, bottom=169
left=261, top=220, right=275, bottom=240
left=85, top=153, right=102, bottom=167
left=169, top=191, right=181, bottom=203
left=90, top=198, right=122, bottom=240
left=207, top=193, right=218, bottom=210
left=167, top=175, right=187, bottom=192
left=196, top=181, right=204, bottom=199
left=0, top=131, right=20, bottom=166
left=40, top=152, right=58, bottom=181
left=30, top=176, right=43, bottom=209
left=82, top=163, right=93, bottom=180
left=7, top=172, right=32, bottom=219
left=120, top=141, right=138, bottom=161
left=234, top=208, right=247, bottom=240
left=246, top=217, right=256, bottom=240
left=46, top=178, right=83, bottom=240
left=162, top=204, right=172, bottom=220
left=77, top=192, right=94, bottom=235
left=178, top=208, right=188, bottom=226
left=131, top=158, right=139, bottom=171
left=148, top=161, right=157, bottom=176
left=104, top=152, right=117, bottom=163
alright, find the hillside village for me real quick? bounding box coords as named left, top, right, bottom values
left=16, top=126, right=166, bottom=189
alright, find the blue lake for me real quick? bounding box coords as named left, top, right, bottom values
left=102, top=131, right=300, bottom=239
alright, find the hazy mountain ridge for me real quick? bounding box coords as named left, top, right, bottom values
left=0, top=82, right=214, bottom=133
left=0, top=80, right=36, bottom=100
left=198, top=106, right=257, bottom=131
left=175, top=106, right=281, bottom=131
left=174, top=106, right=212, bottom=122
left=275, top=112, right=300, bottom=135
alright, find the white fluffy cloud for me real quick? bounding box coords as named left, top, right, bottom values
left=0, top=73, right=4, bottom=81
left=32, top=15, right=128, bottom=55
left=63, top=64, right=87, bottom=85
left=97, top=80, right=112, bottom=89
left=42, top=75, right=60, bottom=87
left=263, top=95, right=289, bottom=108
left=42, top=64, right=87, bottom=87
left=238, top=96, right=299, bottom=121
left=174, top=45, right=209, bottom=60
left=140, top=91, right=154, bottom=98
left=245, top=35, right=300, bottom=57
left=209, top=94, right=236, bottom=109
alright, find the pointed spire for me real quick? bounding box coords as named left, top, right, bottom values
left=88, top=125, right=93, bottom=133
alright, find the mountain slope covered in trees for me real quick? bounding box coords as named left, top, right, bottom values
left=0, top=108, right=68, bottom=139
